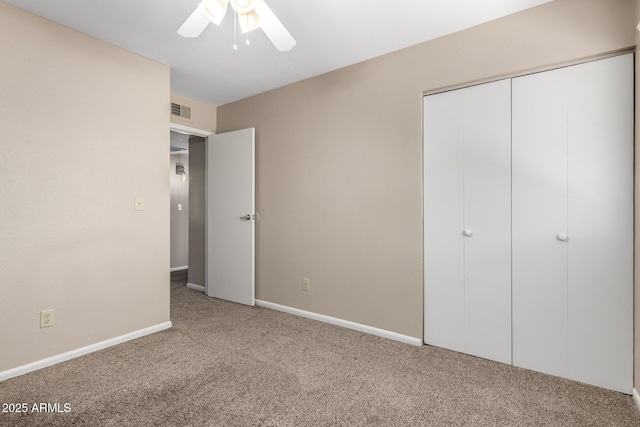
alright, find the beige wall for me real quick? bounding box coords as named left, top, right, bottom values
left=0, top=3, right=170, bottom=371
left=170, top=94, right=217, bottom=133
left=170, top=154, right=189, bottom=268
left=217, top=0, right=635, bottom=340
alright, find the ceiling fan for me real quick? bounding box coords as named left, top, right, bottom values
left=177, top=0, right=296, bottom=51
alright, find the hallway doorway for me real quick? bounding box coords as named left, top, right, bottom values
left=170, top=129, right=207, bottom=292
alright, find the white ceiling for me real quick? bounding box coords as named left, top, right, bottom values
left=3, top=0, right=552, bottom=106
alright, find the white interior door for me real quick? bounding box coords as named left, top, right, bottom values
left=424, top=88, right=465, bottom=353
left=512, top=67, right=570, bottom=378
left=565, top=54, right=633, bottom=393
left=512, top=55, right=633, bottom=393
left=424, top=79, right=511, bottom=363
left=462, top=80, right=512, bottom=364
left=206, top=128, right=255, bottom=306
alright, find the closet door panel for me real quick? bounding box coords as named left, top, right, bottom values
left=566, top=55, right=633, bottom=393
left=424, top=80, right=511, bottom=362
left=462, top=80, right=512, bottom=364
left=512, top=68, right=570, bottom=377
left=424, top=90, right=465, bottom=352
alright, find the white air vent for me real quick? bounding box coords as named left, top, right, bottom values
left=170, top=146, right=187, bottom=153
left=171, top=102, right=191, bottom=120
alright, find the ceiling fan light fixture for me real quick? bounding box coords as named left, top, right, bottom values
left=239, top=10, right=261, bottom=33
left=229, top=0, right=255, bottom=14
left=201, top=0, right=229, bottom=25
left=178, top=0, right=295, bottom=51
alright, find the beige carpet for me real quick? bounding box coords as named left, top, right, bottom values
left=1, top=279, right=639, bottom=426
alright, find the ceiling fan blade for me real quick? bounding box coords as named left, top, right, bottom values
left=177, top=5, right=211, bottom=38
left=254, top=0, right=296, bottom=51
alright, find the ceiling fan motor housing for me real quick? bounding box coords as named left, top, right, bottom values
left=230, top=0, right=255, bottom=14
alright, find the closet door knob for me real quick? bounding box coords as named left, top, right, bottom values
left=556, top=233, right=568, bottom=242
left=463, top=229, right=473, bottom=237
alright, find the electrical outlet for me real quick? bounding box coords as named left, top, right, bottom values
left=40, top=309, right=54, bottom=328
left=302, top=278, right=310, bottom=291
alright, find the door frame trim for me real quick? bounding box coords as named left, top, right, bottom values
left=170, top=123, right=213, bottom=137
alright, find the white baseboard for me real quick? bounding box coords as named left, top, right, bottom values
left=186, top=283, right=205, bottom=292
left=0, top=321, right=172, bottom=383
left=633, top=388, right=640, bottom=413
left=255, top=299, right=423, bottom=347
left=170, top=266, right=188, bottom=272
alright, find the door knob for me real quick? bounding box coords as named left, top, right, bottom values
left=556, top=233, right=568, bottom=242
left=463, top=229, right=473, bottom=237
left=240, top=215, right=251, bottom=221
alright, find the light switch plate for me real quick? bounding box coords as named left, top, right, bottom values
left=135, top=197, right=144, bottom=211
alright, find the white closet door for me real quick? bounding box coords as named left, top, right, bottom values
left=512, top=68, right=570, bottom=378
left=513, top=54, right=633, bottom=393
left=565, top=55, right=633, bottom=393
left=424, top=88, right=465, bottom=353
left=424, top=80, right=511, bottom=363
left=462, top=81, right=512, bottom=364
